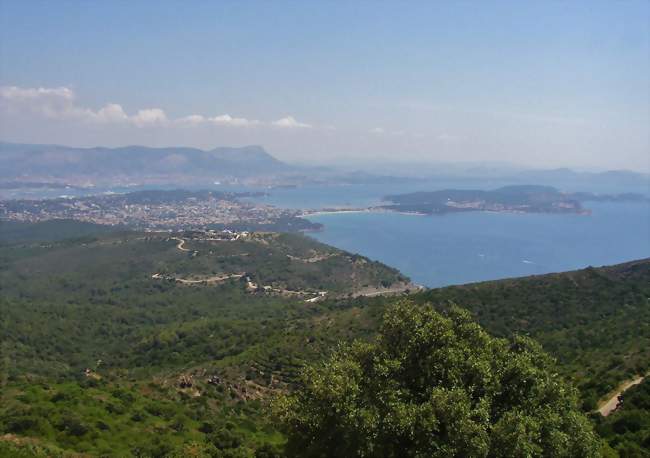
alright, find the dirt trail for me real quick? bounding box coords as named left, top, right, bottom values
left=171, top=237, right=190, bottom=252
left=152, top=272, right=243, bottom=285
left=174, top=273, right=244, bottom=284
left=598, top=376, right=645, bottom=417
left=287, top=253, right=336, bottom=263
left=351, top=283, right=424, bottom=298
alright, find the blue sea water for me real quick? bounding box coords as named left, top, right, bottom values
left=242, top=181, right=650, bottom=287
left=247, top=179, right=529, bottom=210
left=306, top=202, right=650, bottom=287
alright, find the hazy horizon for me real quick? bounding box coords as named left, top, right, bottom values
left=1, top=1, right=649, bottom=172
left=2, top=139, right=649, bottom=176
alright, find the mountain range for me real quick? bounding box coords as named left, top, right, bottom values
left=1, top=142, right=648, bottom=192
left=0, top=142, right=293, bottom=182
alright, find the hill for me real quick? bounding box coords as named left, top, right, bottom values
left=0, top=222, right=413, bottom=456
left=0, top=222, right=648, bottom=456
left=382, top=185, right=647, bottom=215
left=0, top=219, right=122, bottom=244
left=408, top=259, right=650, bottom=408
left=510, top=168, right=650, bottom=193
left=0, top=223, right=411, bottom=379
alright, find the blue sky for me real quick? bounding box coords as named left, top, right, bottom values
left=1, top=0, right=648, bottom=170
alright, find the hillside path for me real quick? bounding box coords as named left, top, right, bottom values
left=171, top=237, right=189, bottom=252
left=598, top=376, right=645, bottom=417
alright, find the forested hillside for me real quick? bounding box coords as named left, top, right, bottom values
left=0, top=222, right=412, bottom=456
left=411, top=260, right=650, bottom=408
left=0, top=221, right=648, bottom=456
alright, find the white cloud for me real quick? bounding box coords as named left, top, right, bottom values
left=0, top=85, right=77, bottom=119
left=176, top=114, right=206, bottom=125
left=175, top=113, right=259, bottom=127
left=131, top=108, right=168, bottom=127
left=0, top=86, right=171, bottom=128
left=0, top=85, right=312, bottom=131
left=0, top=85, right=74, bottom=101
left=209, top=114, right=258, bottom=127
left=272, top=115, right=312, bottom=128
left=94, top=103, right=129, bottom=123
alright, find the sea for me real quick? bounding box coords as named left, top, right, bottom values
left=250, top=181, right=650, bottom=288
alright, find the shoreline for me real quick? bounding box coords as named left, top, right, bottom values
left=300, top=208, right=428, bottom=218
left=301, top=206, right=595, bottom=219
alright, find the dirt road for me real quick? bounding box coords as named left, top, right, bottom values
left=171, top=237, right=189, bottom=252
left=598, top=376, right=645, bottom=417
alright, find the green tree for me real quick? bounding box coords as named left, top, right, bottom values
left=275, top=301, right=600, bottom=457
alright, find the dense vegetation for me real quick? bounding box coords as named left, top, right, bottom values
left=0, top=220, right=648, bottom=456
left=0, top=224, right=406, bottom=379
left=0, top=379, right=283, bottom=457
left=277, top=302, right=599, bottom=457
left=0, top=219, right=122, bottom=244
left=411, top=260, right=650, bottom=407
left=382, top=185, right=585, bottom=214
left=0, top=221, right=408, bottom=456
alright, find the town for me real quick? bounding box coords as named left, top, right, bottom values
left=0, top=189, right=321, bottom=232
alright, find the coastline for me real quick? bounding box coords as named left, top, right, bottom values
left=300, top=208, right=428, bottom=218
left=299, top=206, right=593, bottom=218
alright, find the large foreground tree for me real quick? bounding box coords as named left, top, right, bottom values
left=276, top=302, right=600, bottom=457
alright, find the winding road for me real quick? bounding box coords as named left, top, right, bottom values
left=598, top=376, right=645, bottom=417
left=152, top=272, right=244, bottom=285
left=171, top=237, right=190, bottom=252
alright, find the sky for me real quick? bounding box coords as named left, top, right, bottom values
left=0, top=0, right=648, bottom=171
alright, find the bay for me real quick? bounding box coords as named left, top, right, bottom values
left=306, top=201, right=650, bottom=288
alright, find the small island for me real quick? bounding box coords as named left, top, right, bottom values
left=380, top=185, right=648, bottom=216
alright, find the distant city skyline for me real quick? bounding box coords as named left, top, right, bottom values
left=1, top=1, right=648, bottom=171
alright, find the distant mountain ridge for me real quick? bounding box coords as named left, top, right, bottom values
left=0, top=141, right=292, bottom=181
left=2, top=141, right=648, bottom=192
left=510, top=167, right=650, bottom=189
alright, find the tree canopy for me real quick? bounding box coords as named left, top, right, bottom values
left=276, top=301, right=600, bottom=457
